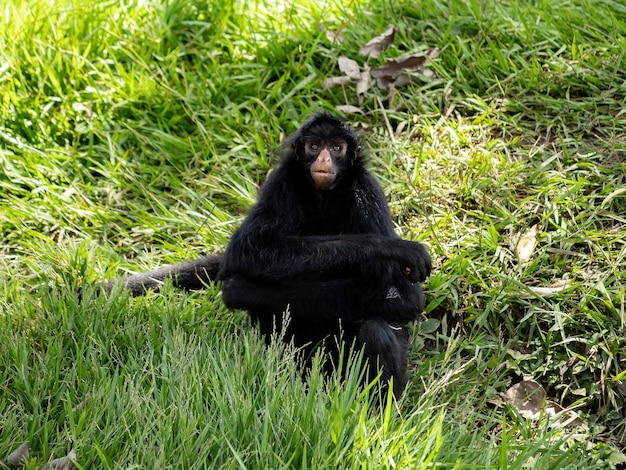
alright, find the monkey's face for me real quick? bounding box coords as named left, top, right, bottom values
left=304, top=139, right=348, bottom=190
left=289, top=113, right=360, bottom=191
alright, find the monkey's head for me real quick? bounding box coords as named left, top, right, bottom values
left=288, top=113, right=362, bottom=191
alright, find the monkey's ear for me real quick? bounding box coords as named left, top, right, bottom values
left=289, top=135, right=301, bottom=150
left=291, top=139, right=303, bottom=161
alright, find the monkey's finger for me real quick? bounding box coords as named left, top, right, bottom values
left=403, top=264, right=419, bottom=283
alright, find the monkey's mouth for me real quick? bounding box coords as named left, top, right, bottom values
left=313, top=170, right=336, bottom=180
left=311, top=170, right=337, bottom=190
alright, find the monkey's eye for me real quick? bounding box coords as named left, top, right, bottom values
left=330, top=142, right=348, bottom=157
left=304, top=141, right=322, bottom=157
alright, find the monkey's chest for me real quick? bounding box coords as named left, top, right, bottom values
left=301, top=202, right=357, bottom=235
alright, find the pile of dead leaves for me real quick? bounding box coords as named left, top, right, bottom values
left=324, top=26, right=439, bottom=112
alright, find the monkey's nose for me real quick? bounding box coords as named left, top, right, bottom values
left=318, top=148, right=331, bottom=162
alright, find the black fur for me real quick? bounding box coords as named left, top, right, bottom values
left=109, top=254, right=223, bottom=296
left=99, top=113, right=431, bottom=397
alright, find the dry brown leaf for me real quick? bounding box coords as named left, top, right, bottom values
left=528, top=279, right=571, bottom=296
left=371, top=49, right=439, bottom=88
left=355, top=70, right=371, bottom=100
left=372, top=54, right=427, bottom=80
left=323, top=16, right=354, bottom=45
left=544, top=401, right=584, bottom=427
left=41, top=449, right=76, bottom=470
left=504, top=380, right=583, bottom=427
left=330, top=47, right=438, bottom=103
left=421, top=68, right=437, bottom=79
left=323, top=76, right=352, bottom=90
left=375, top=77, right=393, bottom=91
left=516, top=224, right=539, bottom=262
left=358, top=26, right=397, bottom=58
left=325, top=29, right=343, bottom=44
left=504, top=380, right=546, bottom=420
left=393, top=73, right=412, bottom=87
left=427, top=48, right=441, bottom=59
left=7, top=442, right=29, bottom=468
left=338, top=56, right=361, bottom=79
left=335, top=105, right=364, bottom=114
left=559, top=356, right=578, bottom=382
left=351, top=122, right=370, bottom=136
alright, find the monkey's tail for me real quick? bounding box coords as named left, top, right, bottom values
left=93, top=253, right=224, bottom=297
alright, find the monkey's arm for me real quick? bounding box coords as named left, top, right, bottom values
left=220, top=170, right=431, bottom=285
left=220, top=271, right=424, bottom=324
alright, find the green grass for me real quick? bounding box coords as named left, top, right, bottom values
left=1, top=0, right=625, bottom=468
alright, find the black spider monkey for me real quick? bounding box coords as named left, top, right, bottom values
left=98, top=113, right=432, bottom=397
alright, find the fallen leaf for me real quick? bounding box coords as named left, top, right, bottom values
left=335, top=105, right=364, bottom=114
left=352, top=122, right=370, bottom=136
left=325, top=29, right=343, bottom=44
left=42, top=449, right=76, bottom=470
left=358, top=26, right=397, bottom=58
left=355, top=70, right=371, bottom=100
left=421, top=68, right=437, bottom=79
left=375, top=77, right=393, bottom=91
left=504, top=380, right=546, bottom=420
left=378, top=70, right=433, bottom=90
left=371, top=49, right=440, bottom=88
left=323, top=76, right=352, bottom=90
left=323, top=16, right=354, bottom=45
left=559, top=356, right=578, bottom=382
left=543, top=401, right=584, bottom=427
left=528, top=279, right=572, bottom=296
left=372, top=54, right=427, bottom=80
left=516, top=224, right=540, bottom=262
left=393, top=73, right=414, bottom=87
left=504, top=380, right=583, bottom=427
left=427, top=48, right=441, bottom=59
left=7, top=442, right=29, bottom=468
left=338, top=56, right=361, bottom=79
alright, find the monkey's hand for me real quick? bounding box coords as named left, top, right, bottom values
left=397, top=240, right=432, bottom=284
